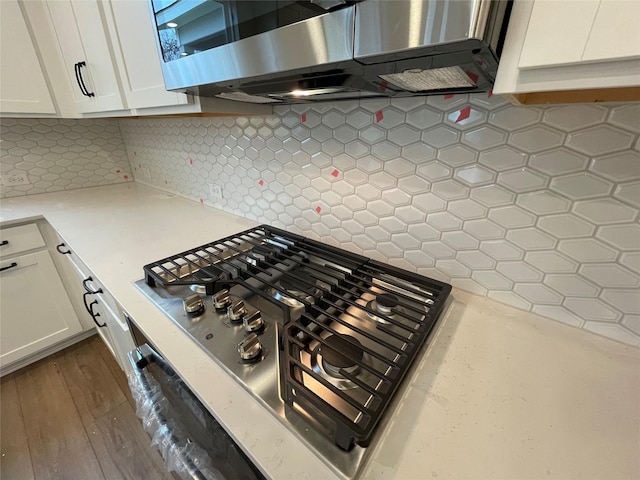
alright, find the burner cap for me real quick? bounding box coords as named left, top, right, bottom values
left=376, top=293, right=399, bottom=310
left=320, top=334, right=364, bottom=370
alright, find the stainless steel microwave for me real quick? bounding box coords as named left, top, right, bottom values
left=148, top=0, right=512, bottom=104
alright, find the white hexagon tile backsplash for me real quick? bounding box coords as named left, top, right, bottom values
left=0, top=118, right=132, bottom=197
left=117, top=94, right=640, bottom=346
left=1, top=93, right=638, bottom=347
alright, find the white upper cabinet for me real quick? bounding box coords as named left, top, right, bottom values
left=102, top=0, right=190, bottom=110
left=43, top=0, right=126, bottom=113
left=4, top=0, right=269, bottom=118
left=0, top=0, right=56, bottom=116
left=494, top=0, right=640, bottom=102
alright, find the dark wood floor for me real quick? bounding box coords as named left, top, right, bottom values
left=0, top=335, right=177, bottom=480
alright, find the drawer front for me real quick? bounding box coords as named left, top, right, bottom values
left=0, top=224, right=46, bottom=257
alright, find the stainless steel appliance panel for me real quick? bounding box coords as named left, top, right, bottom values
left=157, top=6, right=355, bottom=91
left=354, top=0, right=487, bottom=61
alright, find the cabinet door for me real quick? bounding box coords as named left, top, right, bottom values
left=582, top=0, right=640, bottom=63
left=0, top=250, right=83, bottom=367
left=0, top=0, right=56, bottom=115
left=45, top=0, right=125, bottom=113
left=104, top=0, right=190, bottom=110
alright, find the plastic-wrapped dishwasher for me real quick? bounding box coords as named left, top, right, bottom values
left=128, top=364, right=225, bottom=480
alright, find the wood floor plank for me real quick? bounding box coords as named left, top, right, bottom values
left=86, top=401, right=175, bottom=480
left=14, top=357, right=105, bottom=480
left=58, top=336, right=127, bottom=427
left=0, top=373, right=35, bottom=480
left=92, top=336, right=137, bottom=409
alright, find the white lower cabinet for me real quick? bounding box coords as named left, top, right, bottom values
left=0, top=229, right=83, bottom=371
left=64, top=250, right=135, bottom=372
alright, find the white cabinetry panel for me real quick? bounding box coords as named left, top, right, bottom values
left=519, top=1, right=599, bottom=69
left=0, top=250, right=83, bottom=367
left=104, top=0, right=190, bottom=110
left=0, top=0, right=56, bottom=115
left=45, top=0, right=125, bottom=113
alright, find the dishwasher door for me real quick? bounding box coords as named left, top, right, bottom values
left=128, top=344, right=265, bottom=480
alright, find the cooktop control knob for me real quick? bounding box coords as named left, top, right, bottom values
left=212, top=289, right=231, bottom=311
left=228, top=299, right=246, bottom=323
left=243, top=310, right=265, bottom=333
left=238, top=333, right=262, bottom=362
left=183, top=294, right=205, bottom=315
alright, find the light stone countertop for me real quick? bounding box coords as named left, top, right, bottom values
left=1, top=183, right=638, bottom=480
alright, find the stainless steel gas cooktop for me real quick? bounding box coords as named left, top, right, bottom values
left=135, top=225, right=451, bottom=479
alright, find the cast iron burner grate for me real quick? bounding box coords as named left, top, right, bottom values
left=142, top=225, right=451, bottom=450
left=283, top=257, right=450, bottom=451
